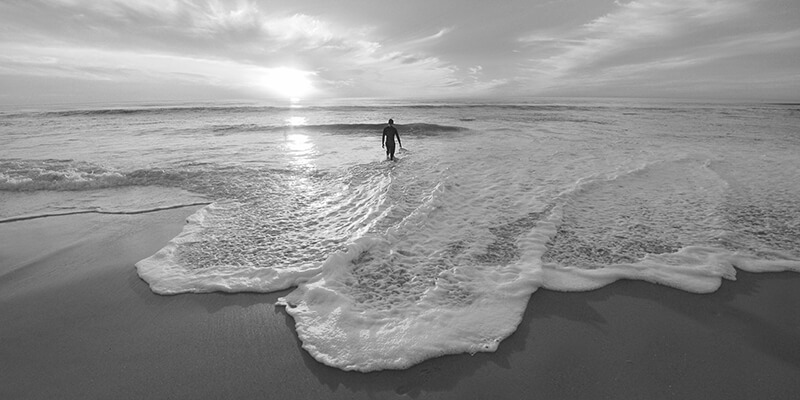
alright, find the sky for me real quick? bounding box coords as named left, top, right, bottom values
left=1, top=0, right=798, bottom=105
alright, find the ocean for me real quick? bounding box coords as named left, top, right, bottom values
left=2, top=99, right=799, bottom=372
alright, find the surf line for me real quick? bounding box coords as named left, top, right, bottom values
left=0, top=202, right=212, bottom=224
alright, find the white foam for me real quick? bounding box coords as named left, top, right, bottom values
left=0, top=159, right=127, bottom=191
left=539, top=246, right=738, bottom=293
left=277, top=236, right=539, bottom=372
left=136, top=202, right=324, bottom=294
left=726, top=252, right=800, bottom=274
left=122, top=103, right=800, bottom=373
left=270, top=144, right=562, bottom=371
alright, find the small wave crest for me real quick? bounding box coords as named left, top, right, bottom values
left=0, top=159, right=193, bottom=192
left=176, top=122, right=468, bottom=138
left=262, top=122, right=467, bottom=135
left=12, top=104, right=283, bottom=118
left=0, top=159, right=127, bottom=191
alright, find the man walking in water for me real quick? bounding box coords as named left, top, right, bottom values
left=382, top=119, right=402, bottom=161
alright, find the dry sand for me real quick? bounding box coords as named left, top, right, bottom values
left=1, top=209, right=799, bottom=400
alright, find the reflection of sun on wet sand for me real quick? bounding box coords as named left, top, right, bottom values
left=2, top=209, right=800, bottom=399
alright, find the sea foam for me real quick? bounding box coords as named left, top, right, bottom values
left=14, top=101, right=789, bottom=373
left=136, top=202, right=326, bottom=294
left=277, top=235, right=540, bottom=371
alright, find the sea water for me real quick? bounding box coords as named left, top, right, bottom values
left=2, top=99, right=799, bottom=371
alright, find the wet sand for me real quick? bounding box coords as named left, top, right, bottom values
left=1, top=209, right=799, bottom=399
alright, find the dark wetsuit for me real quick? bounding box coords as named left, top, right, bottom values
left=382, top=125, right=401, bottom=160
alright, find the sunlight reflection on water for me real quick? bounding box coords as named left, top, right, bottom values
left=285, top=133, right=315, bottom=168
left=286, top=116, right=307, bottom=126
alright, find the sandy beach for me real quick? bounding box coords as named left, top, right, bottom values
left=3, top=0, right=800, bottom=397
left=2, top=209, right=799, bottom=400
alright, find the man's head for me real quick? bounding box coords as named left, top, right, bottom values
left=388, top=119, right=394, bottom=125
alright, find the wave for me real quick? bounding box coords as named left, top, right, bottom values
left=299, top=122, right=467, bottom=136
left=2, top=100, right=779, bottom=121
left=1, top=104, right=506, bottom=118
left=537, top=156, right=800, bottom=291
left=8, top=105, right=286, bottom=118
left=0, top=102, right=639, bottom=119
left=0, top=159, right=193, bottom=192
left=207, top=122, right=468, bottom=136
left=1, top=159, right=126, bottom=191
left=1, top=103, right=521, bottom=118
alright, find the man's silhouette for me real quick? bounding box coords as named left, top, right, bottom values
left=382, top=119, right=402, bottom=161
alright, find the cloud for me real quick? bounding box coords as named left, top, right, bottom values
left=399, top=27, right=454, bottom=48
left=4, top=0, right=794, bottom=102
left=513, top=0, right=800, bottom=98
left=0, top=0, right=475, bottom=99
left=521, top=0, right=747, bottom=74
left=0, top=43, right=290, bottom=88
left=1, top=0, right=363, bottom=61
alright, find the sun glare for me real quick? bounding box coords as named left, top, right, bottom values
left=258, top=67, right=315, bottom=100
left=286, top=116, right=307, bottom=126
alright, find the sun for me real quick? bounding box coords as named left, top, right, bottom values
left=257, top=67, right=315, bottom=100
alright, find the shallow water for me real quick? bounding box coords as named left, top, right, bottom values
left=2, top=99, right=799, bottom=371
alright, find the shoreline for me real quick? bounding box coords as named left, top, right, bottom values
left=1, top=210, right=799, bottom=399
